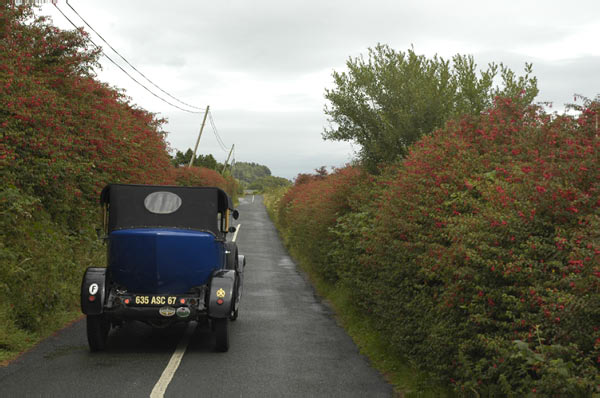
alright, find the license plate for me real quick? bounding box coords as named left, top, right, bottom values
left=133, top=295, right=177, bottom=306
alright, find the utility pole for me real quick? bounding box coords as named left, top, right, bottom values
left=189, top=105, right=210, bottom=168
left=222, top=144, right=235, bottom=174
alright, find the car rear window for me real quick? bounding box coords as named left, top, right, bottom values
left=144, top=191, right=182, bottom=214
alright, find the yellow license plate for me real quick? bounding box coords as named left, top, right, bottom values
left=134, top=295, right=177, bottom=306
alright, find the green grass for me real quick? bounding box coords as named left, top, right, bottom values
left=0, top=308, right=83, bottom=365
left=263, top=189, right=454, bottom=396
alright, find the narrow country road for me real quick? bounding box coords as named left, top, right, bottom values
left=0, top=195, right=392, bottom=397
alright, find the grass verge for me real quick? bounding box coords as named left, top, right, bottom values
left=289, top=248, right=455, bottom=398
left=0, top=308, right=83, bottom=365
left=263, top=189, right=454, bottom=397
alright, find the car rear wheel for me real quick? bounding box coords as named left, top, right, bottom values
left=86, top=314, right=110, bottom=351
left=214, top=318, right=229, bottom=352
left=230, top=307, right=239, bottom=321
left=230, top=275, right=240, bottom=321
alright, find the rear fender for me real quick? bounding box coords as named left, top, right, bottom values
left=81, top=267, right=107, bottom=315
left=207, top=270, right=236, bottom=319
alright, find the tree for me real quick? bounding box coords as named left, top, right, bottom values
left=232, top=162, right=272, bottom=185
left=323, top=44, right=539, bottom=172
left=171, top=149, right=219, bottom=170
left=247, top=175, right=291, bottom=192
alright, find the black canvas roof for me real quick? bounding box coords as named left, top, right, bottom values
left=100, top=184, right=233, bottom=235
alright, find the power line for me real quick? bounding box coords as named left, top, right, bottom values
left=53, top=4, right=237, bottom=161
left=55, top=3, right=236, bottom=156
left=208, top=112, right=226, bottom=150
left=54, top=4, right=205, bottom=114
left=208, top=110, right=229, bottom=152
left=65, top=1, right=204, bottom=112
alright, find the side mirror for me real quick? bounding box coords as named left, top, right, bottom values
left=228, top=226, right=237, bottom=233
left=232, top=209, right=239, bottom=220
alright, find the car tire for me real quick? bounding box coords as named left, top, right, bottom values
left=230, top=307, right=239, bottom=321
left=230, top=275, right=240, bottom=322
left=86, top=314, right=110, bottom=352
left=214, top=318, right=229, bottom=352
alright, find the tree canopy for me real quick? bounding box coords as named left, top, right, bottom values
left=323, top=44, right=539, bottom=172
left=171, top=149, right=220, bottom=170
left=233, top=161, right=272, bottom=185
left=248, top=175, right=291, bottom=192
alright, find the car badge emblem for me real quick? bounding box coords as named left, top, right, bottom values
left=176, top=307, right=191, bottom=318
left=89, top=283, right=99, bottom=295
left=216, top=288, right=226, bottom=298
left=159, top=306, right=176, bottom=317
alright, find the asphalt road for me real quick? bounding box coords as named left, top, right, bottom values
left=0, top=195, right=392, bottom=398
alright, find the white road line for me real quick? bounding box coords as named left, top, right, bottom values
left=150, top=223, right=240, bottom=397
left=252, top=195, right=255, bottom=203
left=149, top=322, right=196, bottom=398
left=232, top=224, right=241, bottom=242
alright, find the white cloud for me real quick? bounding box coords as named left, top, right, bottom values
left=514, top=23, right=600, bottom=61
left=38, top=0, right=600, bottom=179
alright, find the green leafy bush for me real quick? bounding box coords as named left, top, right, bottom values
left=0, top=187, right=103, bottom=353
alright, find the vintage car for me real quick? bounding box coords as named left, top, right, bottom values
left=81, top=184, right=245, bottom=352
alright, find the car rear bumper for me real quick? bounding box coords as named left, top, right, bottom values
left=104, top=304, right=203, bottom=321
left=102, top=290, right=207, bottom=322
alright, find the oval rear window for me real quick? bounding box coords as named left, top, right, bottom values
left=144, top=191, right=182, bottom=214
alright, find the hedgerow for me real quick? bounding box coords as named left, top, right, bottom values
left=277, top=166, right=368, bottom=281
left=171, top=166, right=238, bottom=203
left=275, top=98, right=600, bottom=395
left=0, top=5, right=235, bottom=357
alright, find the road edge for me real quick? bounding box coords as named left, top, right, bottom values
left=0, top=312, right=84, bottom=367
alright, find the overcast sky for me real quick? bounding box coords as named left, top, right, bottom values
left=38, top=0, right=599, bottom=179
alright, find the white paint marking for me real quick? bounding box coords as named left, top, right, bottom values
left=149, top=322, right=196, bottom=398
left=278, top=256, right=294, bottom=269
left=232, top=224, right=241, bottom=242
left=88, top=283, right=98, bottom=295
left=252, top=195, right=255, bottom=203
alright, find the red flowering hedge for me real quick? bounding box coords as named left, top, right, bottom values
left=277, top=166, right=366, bottom=281
left=0, top=5, right=235, bottom=352
left=171, top=167, right=238, bottom=202
left=0, top=6, right=177, bottom=228
left=276, top=98, right=600, bottom=395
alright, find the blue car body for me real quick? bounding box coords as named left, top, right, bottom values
left=108, top=228, right=224, bottom=294
left=81, top=184, right=244, bottom=352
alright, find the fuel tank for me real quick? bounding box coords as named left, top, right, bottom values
left=108, top=228, right=223, bottom=294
